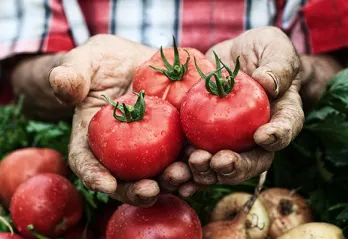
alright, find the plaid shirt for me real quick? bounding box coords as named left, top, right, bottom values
left=0, top=0, right=347, bottom=103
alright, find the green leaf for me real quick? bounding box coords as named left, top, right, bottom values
left=319, top=68, right=348, bottom=113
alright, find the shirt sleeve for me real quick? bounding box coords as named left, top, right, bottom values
left=0, top=0, right=76, bottom=60
left=302, top=0, right=348, bottom=54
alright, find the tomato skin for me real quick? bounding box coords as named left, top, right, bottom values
left=0, top=233, right=24, bottom=239
left=0, top=148, right=69, bottom=208
left=10, top=173, right=83, bottom=239
left=180, top=70, right=270, bottom=154
left=88, top=94, right=184, bottom=181
left=106, top=194, right=202, bottom=239
left=133, top=48, right=215, bottom=110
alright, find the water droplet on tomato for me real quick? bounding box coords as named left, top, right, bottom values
left=160, top=130, right=166, bottom=136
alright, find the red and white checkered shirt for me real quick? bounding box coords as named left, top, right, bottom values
left=0, top=0, right=348, bottom=103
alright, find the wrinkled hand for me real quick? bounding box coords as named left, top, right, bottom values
left=186, top=27, right=304, bottom=187
left=49, top=35, right=193, bottom=207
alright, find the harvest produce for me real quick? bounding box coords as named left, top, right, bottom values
left=133, top=37, right=215, bottom=109
left=1, top=40, right=348, bottom=239
left=278, top=222, right=344, bottom=239
left=210, top=192, right=270, bottom=239
left=10, top=173, right=83, bottom=238
left=106, top=194, right=202, bottom=239
left=0, top=233, right=24, bottom=239
left=203, top=172, right=268, bottom=239
left=0, top=148, right=68, bottom=207
left=259, top=188, right=312, bottom=238
left=88, top=90, right=184, bottom=181
left=180, top=52, right=270, bottom=153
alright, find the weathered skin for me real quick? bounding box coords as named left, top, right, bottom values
left=46, top=27, right=310, bottom=205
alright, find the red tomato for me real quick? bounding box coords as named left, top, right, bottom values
left=0, top=148, right=69, bottom=208
left=0, top=233, right=24, bottom=239
left=133, top=37, right=215, bottom=110
left=106, top=194, right=202, bottom=239
left=180, top=55, right=270, bottom=153
left=88, top=91, right=184, bottom=181
left=10, top=173, right=83, bottom=239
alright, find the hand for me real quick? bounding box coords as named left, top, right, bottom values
left=300, top=54, right=342, bottom=111
left=49, top=35, right=192, bottom=207
left=186, top=27, right=304, bottom=186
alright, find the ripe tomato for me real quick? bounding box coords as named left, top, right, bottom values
left=106, top=194, right=202, bottom=239
left=180, top=53, right=270, bottom=153
left=133, top=37, right=215, bottom=110
left=0, top=148, right=69, bottom=207
left=0, top=233, right=24, bottom=239
left=10, top=173, right=83, bottom=239
left=88, top=91, right=184, bottom=181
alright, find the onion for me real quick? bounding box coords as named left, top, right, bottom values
left=203, top=172, right=269, bottom=239
left=278, top=222, right=344, bottom=239
left=259, top=188, right=312, bottom=238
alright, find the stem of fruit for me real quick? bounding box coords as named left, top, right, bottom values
left=27, top=225, right=51, bottom=239
left=195, top=51, right=240, bottom=98
left=149, top=36, right=190, bottom=81
left=0, top=215, right=13, bottom=235
left=235, top=171, right=268, bottom=224
left=102, top=90, right=146, bottom=123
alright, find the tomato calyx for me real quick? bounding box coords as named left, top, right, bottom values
left=149, top=36, right=190, bottom=81
left=27, top=224, right=51, bottom=239
left=195, top=51, right=240, bottom=98
left=102, top=90, right=146, bottom=123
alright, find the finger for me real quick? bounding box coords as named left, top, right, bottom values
left=251, top=27, right=300, bottom=98
left=69, top=108, right=117, bottom=194
left=178, top=182, right=206, bottom=198
left=189, top=150, right=217, bottom=185
left=110, top=179, right=160, bottom=208
left=159, top=161, right=192, bottom=192
left=254, top=76, right=304, bottom=151
left=210, top=148, right=274, bottom=185
left=205, top=39, right=234, bottom=65
left=49, top=44, right=94, bottom=104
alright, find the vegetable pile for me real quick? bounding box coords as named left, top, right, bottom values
left=1, top=37, right=348, bottom=238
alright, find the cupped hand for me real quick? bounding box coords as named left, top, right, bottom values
left=49, top=35, right=193, bottom=207
left=187, top=26, right=304, bottom=186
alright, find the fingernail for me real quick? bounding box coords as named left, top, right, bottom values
left=195, top=163, right=210, bottom=172
left=259, top=135, right=277, bottom=145
left=210, top=150, right=235, bottom=174
left=136, top=195, right=157, bottom=206
left=217, top=162, right=234, bottom=175
left=266, top=70, right=279, bottom=96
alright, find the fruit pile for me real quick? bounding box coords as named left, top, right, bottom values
left=0, top=37, right=347, bottom=239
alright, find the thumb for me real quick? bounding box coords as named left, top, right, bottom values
left=49, top=45, right=94, bottom=104
left=251, top=28, right=300, bottom=98
left=252, top=61, right=299, bottom=98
